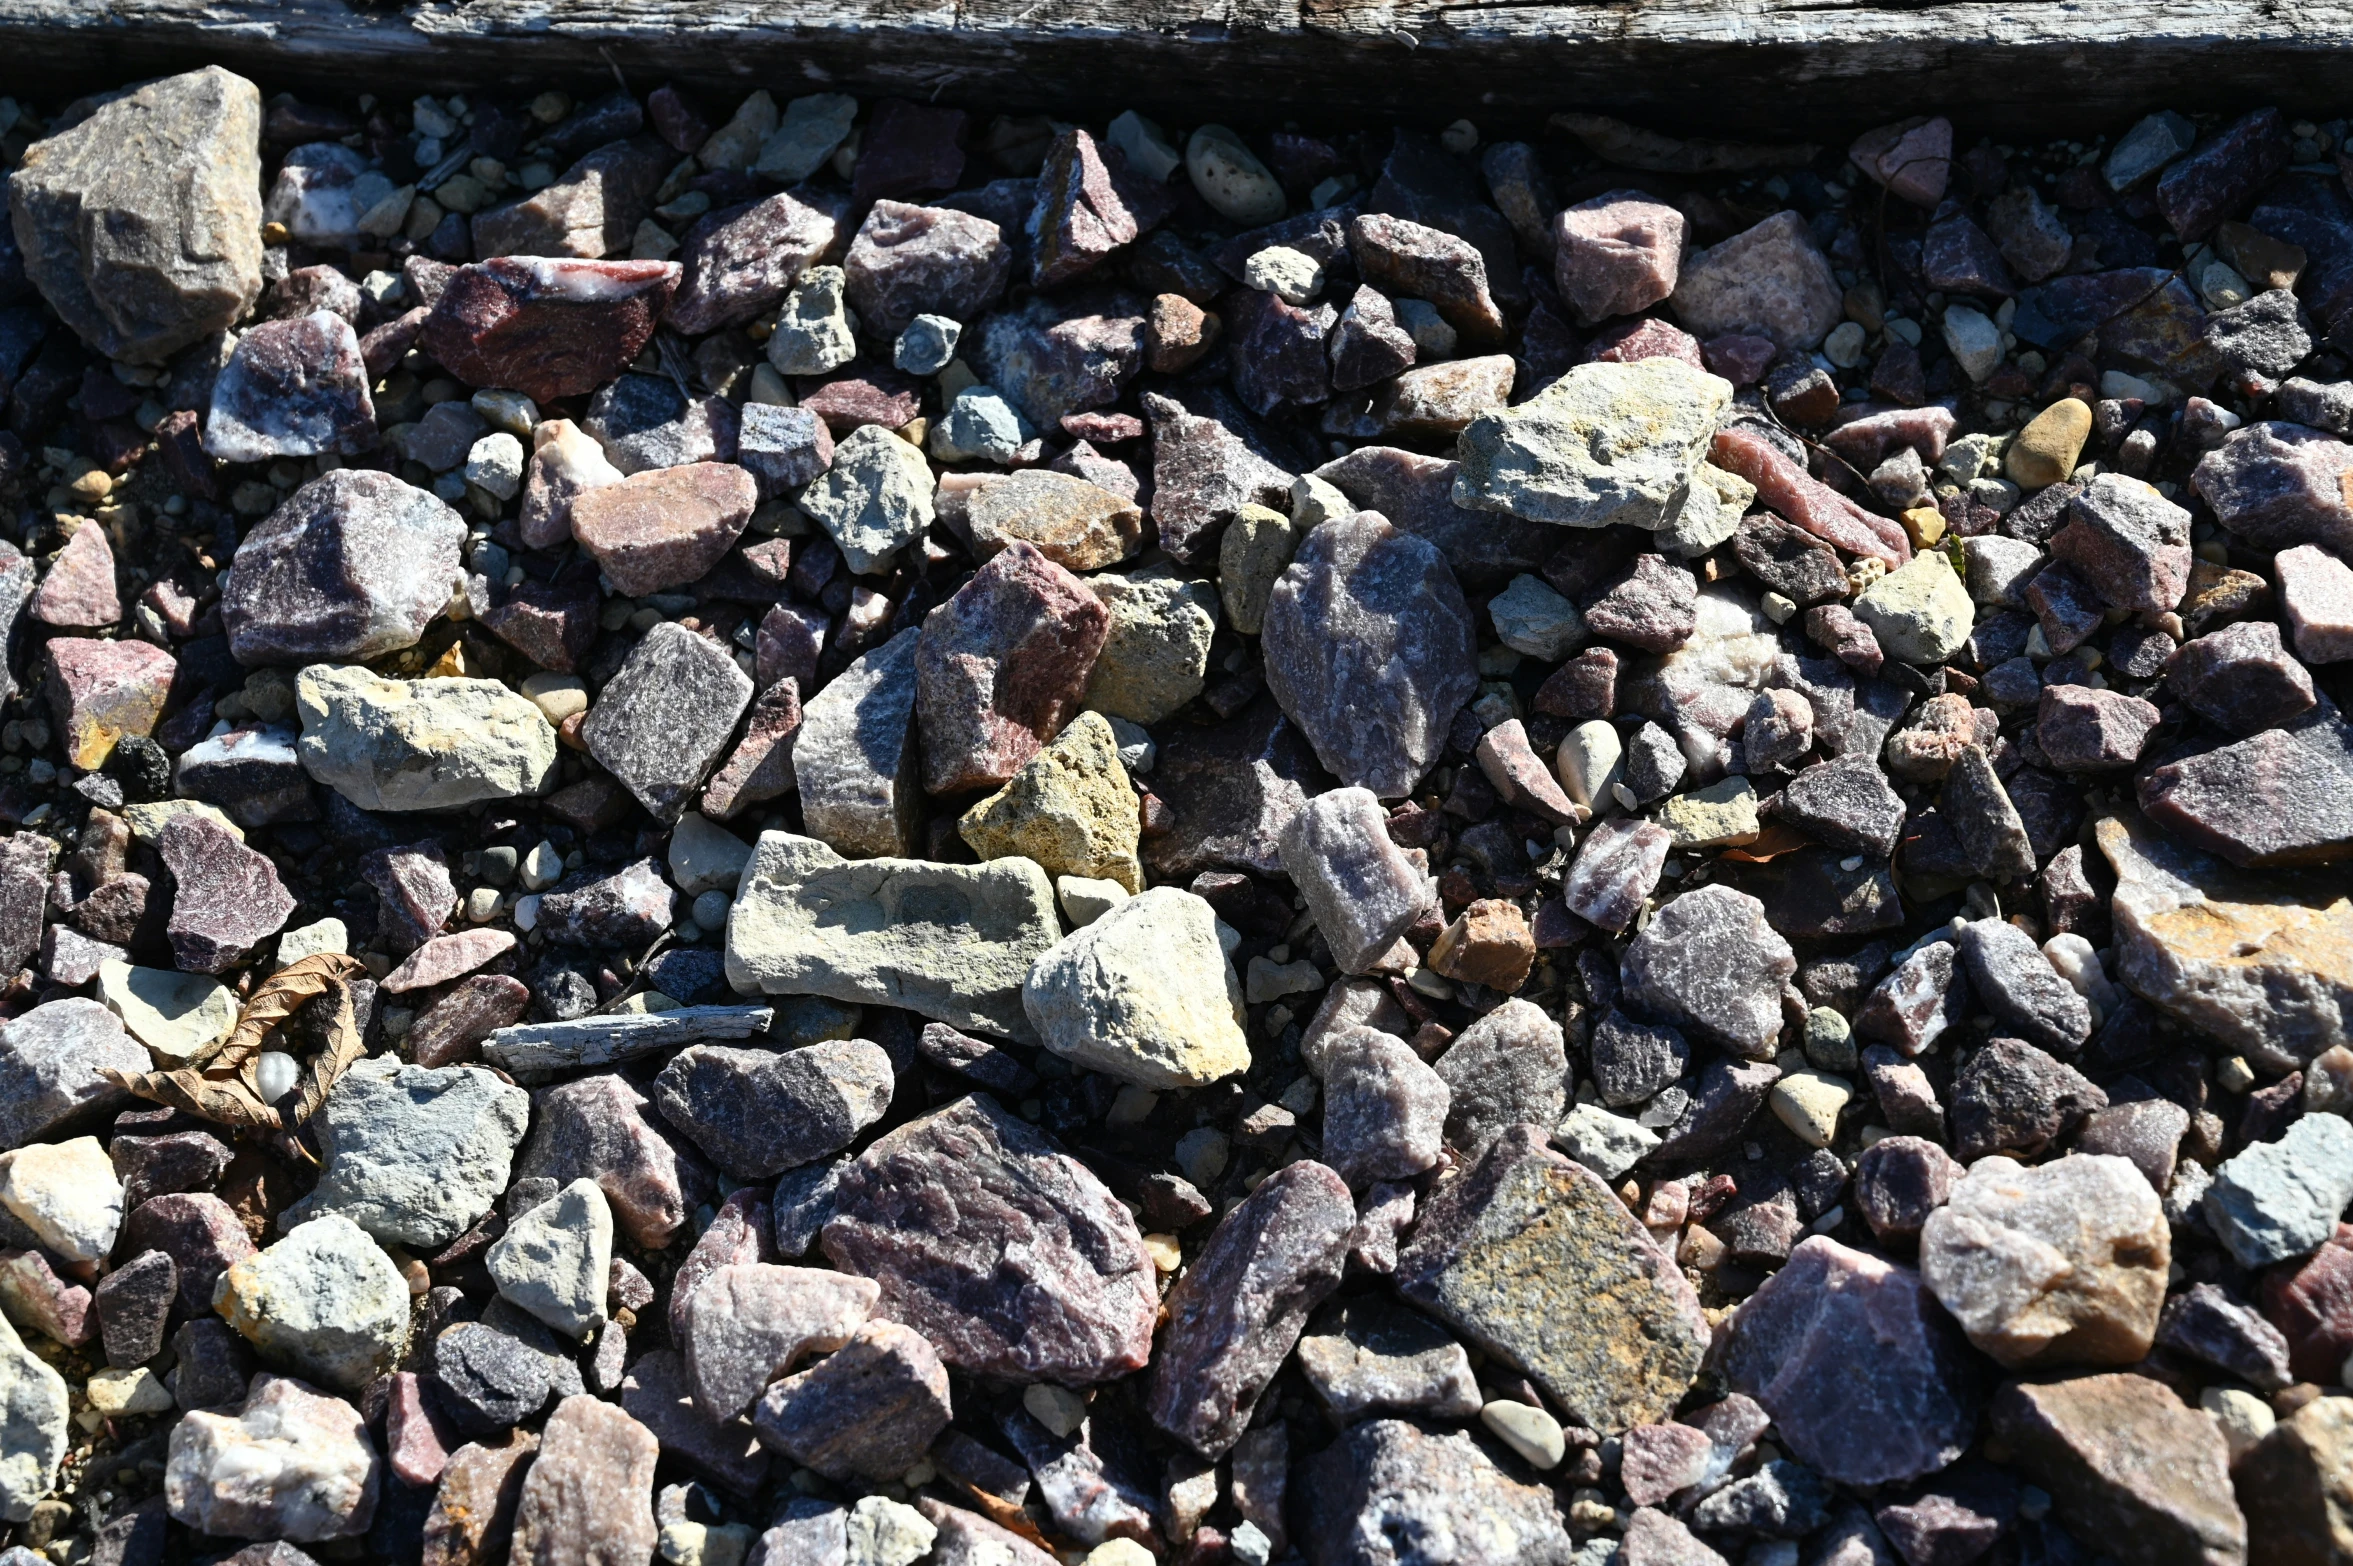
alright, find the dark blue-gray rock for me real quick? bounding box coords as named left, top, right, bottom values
left=1853, top=1135, right=1962, bottom=1243
left=581, top=623, right=755, bottom=823
left=1588, top=1008, right=1691, bottom=1109
left=431, top=1320, right=552, bottom=1438
left=1261, top=512, right=1478, bottom=800
left=652, top=1040, right=893, bottom=1180
left=585, top=373, right=738, bottom=474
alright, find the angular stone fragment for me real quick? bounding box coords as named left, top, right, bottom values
left=580, top=622, right=754, bottom=822
left=1428, top=898, right=1536, bottom=992
left=1028, top=129, right=1166, bottom=289
left=1991, top=1375, right=2246, bottom=1566
left=1278, top=786, right=1429, bottom=974
left=974, top=292, right=1145, bottom=432
left=1958, top=919, right=2093, bottom=1052
left=653, top=1040, right=891, bottom=1180
left=155, top=811, right=295, bottom=972
left=2239, top=1393, right=2353, bottom=1565
left=215, top=1215, right=410, bottom=1391
left=1853, top=1135, right=1963, bottom=1243
left=165, top=1374, right=379, bottom=1542
left=2278, top=543, right=2353, bottom=665
left=752, top=1319, right=952, bottom=1484
left=1321, top=1032, right=1448, bottom=1190
left=2049, top=474, right=2192, bottom=612
left=821, top=1094, right=1156, bottom=1383
left=570, top=463, right=757, bottom=598
left=0, top=998, right=143, bottom=1149
left=283, top=1056, right=531, bottom=1249
left=2167, top=619, right=2316, bottom=735
left=32, top=524, right=120, bottom=631
left=1554, top=191, right=1686, bottom=324
left=1454, top=358, right=1731, bottom=531
left=1620, top=885, right=1794, bottom=1058
left=1943, top=745, right=2036, bottom=883
left=1348, top=212, right=1505, bottom=344
left=510, top=1395, right=660, bottom=1566
left=1671, top=210, right=1843, bottom=350
left=959, top=711, right=1141, bottom=892
left=1920, top=1153, right=2168, bottom=1368
left=2141, top=710, right=2353, bottom=868
left=1262, top=512, right=1477, bottom=799
left=1072, top=566, right=1214, bottom=727
left=1712, top=425, right=1911, bottom=568
left=728, top=831, right=1059, bottom=1040
left=915, top=542, right=1108, bottom=795
left=488, top=1178, right=613, bottom=1339
left=668, top=191, right=838, bottom=335
left=682, top=1263, right=877, bottom=1420
left=1141, top=390, right=1294, bottom=566
left=1147, top=1160, right=1353, bottom=1457
left=1300, top=1418, right=1573, bottom=1566
left=44, top=638, right=173, bottom=770
left=12, top=67, right=263, bottom=363
left=1023, top=885, right=1247, bottom=1086
left=1951, top=1036, right=2105, bottom=1161
left=1854, top=551, right=1973, bottom=665
left=421, top=257, right=680, bottom=403
left=298, top=666, right=558, bottom=812
left=2206, top=1114, right=2353, bottom=1268
left=421, top=1432, right=537, bottom=1566
left=1564, top=816, right=1669, bottom=934
left=2037, top=684, right=2162, bottom=770
left=792, top=628, right=922, bottom=858
left=473, top=131, right=667, bottom=256
left=1397, top=1125, right=1705, bottom=1432
left=515, top=1074, right=697, bottom=1249
left=966, top=470, right=1142, bottom=572
left=701, top=679, right=802, bottom=822
left=1297, top=1296, right=1482, bottom=1424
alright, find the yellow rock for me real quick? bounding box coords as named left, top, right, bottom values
left=1902, top=506, right=1947, bottom=548
left=2005, top=398, right=2092, bottom=490
left=959, top=712, right=1143, bottom=892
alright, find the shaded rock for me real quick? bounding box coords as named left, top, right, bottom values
left=1295, top=1296, right=1483, bottom=1425
left=752, top=1319, right=952, bottom=1484
left=514, top=1073, right=699, bottom=1249
left=1298, top=1418, right=1572, bottom=1566
left=282, top=1056, right=530, bottom=1249
left=1990, top=1374, right=2245, bottom=1566
left=792, top=628, right=923, bottom=859
left=420, top=257, right=679, bottom=404
left=916, top=542, right=1108, bottom=796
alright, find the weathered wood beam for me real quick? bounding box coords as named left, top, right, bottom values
left=0, top=0, right=2348, bottom=138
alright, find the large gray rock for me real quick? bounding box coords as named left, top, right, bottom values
left=1453, top=357, right=1733, bottom=530
left=0, top=1311, right=66, bottom=1521
left=281, top=1056, right=531, bottom=1250
left=797, top=424, right=936, bottom=575
left=1261, top=512, right=1478, bottom=800
left=297, top=666, right=559, bottom=812
left=217, top=470, right=466, bottom=667
left=791, top=628, right=923, bottom=859
left=1022, top=886, right=1250, bottom=1087
left=0, top=998, right=143, bottom=1152
left=11, top=67, right=264, bottom=363
left=1299, top=1419, right=1574, bottom=1566
left=726, top=831, right=1060, bottom=1042
left=213, top=1215, right=410, bottom=1392
left=2205, top=1114, right=2353, bottom=1269
left=488, top=1177, right=614, bottom=1340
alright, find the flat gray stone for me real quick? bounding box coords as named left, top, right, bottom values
left=2206, top=1114, right=2353, bottom=1269
left=281, top=1056, right=532, bottom=1250
left=488, top=1178, right=614, bottom=1340
left=0, top=998, right=143, bottom=1152
left=296, top=666, right=558, bottom=812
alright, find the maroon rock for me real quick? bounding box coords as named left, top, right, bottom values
left=820, top=1094, right=1157, bottom=1384
left=795, top=365, right=924, bottom=433
left=1553, top=191, right=1686, bottom=325
left=156, top=811, right=294, bottom=973
left=1147, top=1159, right=1355, bottom=1457
left=2263, top=1224, right=2353, bottom=1382
left=1262, top=511, right=1478, bottom=799
left=2164, top=619, right=2316, bottom=734
left=202, top=310, right=376, bottom=463
left=44, top=637, right=172, bottom=770
left=516, top=1072, right=701, bottom=1249
left=1720, top=1235, right=1978, bottom=1486
left=1585, top=553, right=1699, bottom=652
left=1712, top=424, right=1912, bottom=569
left=1144, top=390, right=1294, bottom=565
left=122, top=1192, right=256, bottom=1316
left=1349, top=212, right=1506, bottom=345
left=1855, top=941, right=1969, bottom=1056
left=1229, top=288, right=1335, bottom=418
left=2156, top=107, right=2290, bottom=241
left=1028, top=129, right=1168, bottom=290
left=419, top=258, right=682, bottom=403
left=406, top=975, right=531, bottom=1069
left=751, top=1319, right=951, bottom=1482
left=568, top=462, right=757, bottom=598
left=617, top=1349, right=767, bottom=1500
left=914, top=541, right=1108, bottom=795
left=1851, top=117, right=1954, bottom=207
left=360, top=843, right=457, bottom=952
left=0, top=1247, right=93, bottom=1345
left=1327, top=286, right=1416, bottom=394
left=668, top=1187, right=772, bottom=1341
left=2049, top=478, right=2192, bottom=613
left=536, top=858, right=674, bottom=948
left=2036, top=684, right=2161, bottom=770
left=701, top=678, right=802, bottom=822
left=1143, top=693, right=1330, bottom=881
left=1853, top=1135, right=1963, bottom=1243
left=666, top=192, right=839, bottom=335
left=1475, top=719, right=1579, bottom=826
left=2140, top=712, right=2353, bottom=866
left=845, top=200, right=1011, bottom=338
left=221, top=469, right=468, bottom=667
left=2025, top=562, right=2106, bottom=655
left=1621, top=1423, right=1715, bottom=1507
left=476, top=574, right=599, bottom=674
left=2193, top=420, right=2353, bottom=555
left=1536, top=647, right=1619, bottom=720
left=1585, top=316, right=1705, bottom=369
left=32, top=523, right=119, bottom=630
left=387, top=1370, right=458, bottom=1487
left=1704, top=333, right=1780, bottom=386
left=756, top=604, right=827, bottom=693
left=973, top=292, right=1146, bottom=431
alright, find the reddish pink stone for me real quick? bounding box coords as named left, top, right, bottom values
left=517, top=1073, right=699, bottom=1249
left=701, top=678, right=801, bottom=822
left=1711, top=425, right=1911, bottom=568
left=1822, top=404, right=1960, bottom=468
left=406, top=975, right=532, bottom=1069
left=0, top=1247, right=95, bottom=1344
left=419, top=258, right=682, bottom=403
left=388, top=1371, right=459, bottom=1487
left=1029, top=130, right=1172, bottom=290
left=32, top=523, right=120, bottom=629
left=1552, top=191, right=1686, bottom=326
left=1702, top=333, right=1779, bottom=386
left=1474, top=719, right=1579, bottom=826
left=2280, top=543, right=2353, bottom=663
left=384, top=929, right=518, bottom=994
left=1850, top=117, right=1953, bottom=207
left=569, top=462, right=758, bottom=598
left=1620, top=1422, right=1714, bottom=1506
left=914, top=541, right=1110, bottom=795
left=122, top=1193, right=256, bottom=1316
left=2265, top=1223, right=2353, bottom=1382
left=796, top=367, right=924, bottom=433
left=156, top=812, right=295, bottom=973
left=1061, top=411, right=1144, bottom=444
left=1584, top=317, right=1704, bottom=369
left=44, top=637, right=174, bottom=769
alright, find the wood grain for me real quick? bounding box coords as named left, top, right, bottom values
left=0, top=0, right=2347, bottom=138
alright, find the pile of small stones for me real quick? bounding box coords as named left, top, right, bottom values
left=0, top=62, right=2348, bottom=1566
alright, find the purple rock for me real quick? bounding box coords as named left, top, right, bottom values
left=1316, top=445, right=1557, bottom=586
left=1620, top=885, right=1794, bottom=1058
left=1430, top=997, right=1568, bottom=1158
left=1349, top=211, right=1505, bottom=346
left=535, top=858, right=674, bottom=949
left=584, top=373, right=739, bottom=474
left=203, top=311, right=375, bottom=462
left=1653, top=1056, right=1782, bottom=1165
left=1584, top=553, right=1699, bottom=652
left=1027, top=129, right=1168, bottom=290
left=220, top=469, right=466, bottom=666
left=1855, top=940, right=1970, bottom=1056
left=1553, top=191, right=1686, bottom=325
left=2192, top=420, right=2353, bottom=555
left=1327, top=285, right=1416, bottom=393
left=1321, top=1036, right=1448, bottom=1191
left=973, top=292, right=1145, bottom=432
left=1276, top=785, right=1430, bottom=974
left=914, top=541, right=1109, bottom=796
left=1147, top=1160, right=1354, bottom=1457
left=1262, top=511, right=1477, bottom=800
left=751, top=1319, right=952, bottom=1483
left=580, top=622, right=753, bottom=822
left=1950, top=1036, right=2106, bottom=1161
left=123, top=1193, right=255, bottom=1317
left=653, top=1039, right=892, bottom=1180
left=2165, top=619, right=2316, bottom=734
left=515, top=1072, right=702, bottom=1249
left=1719, top=1235, right=1979, bottom=1486
left=1143, top=390, right=1293, bottom=566
left=95, top=1246, right=176, bottom=1366
left=1956, top=919, right=2093, bottom=1054
left=681, top=1263, right=878, bottom=1419
left=618, top=1349, right=767, bottom=1500
left=820, top=1094, right=1156, bottom=1383
left=1565, top=816, right=1670, bottom=933
left=2049, top=474, right=2192, bottom=613
left=419, top=257, right=681, bottom=404
left=2036, top=685, right=2162, bottom=770
left=667, top=192, right=838, bottom=335
left=1853, top=1135, right=1963, bottom=1243
left=1143, top=694, right=1329, bottom=881
left=2156, top=108, right=2290, bottom=241
left=360, top=842, right=456, bottom=952
left=156, top=811, right=294, bottom=972
left=701, top=678, right=802, bottom=823
left=2140, top=710, right=2353, bottom=866
left=1228, top=288, right=1335, bottom=418
left=846, top=199, right=1011, bottom=337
